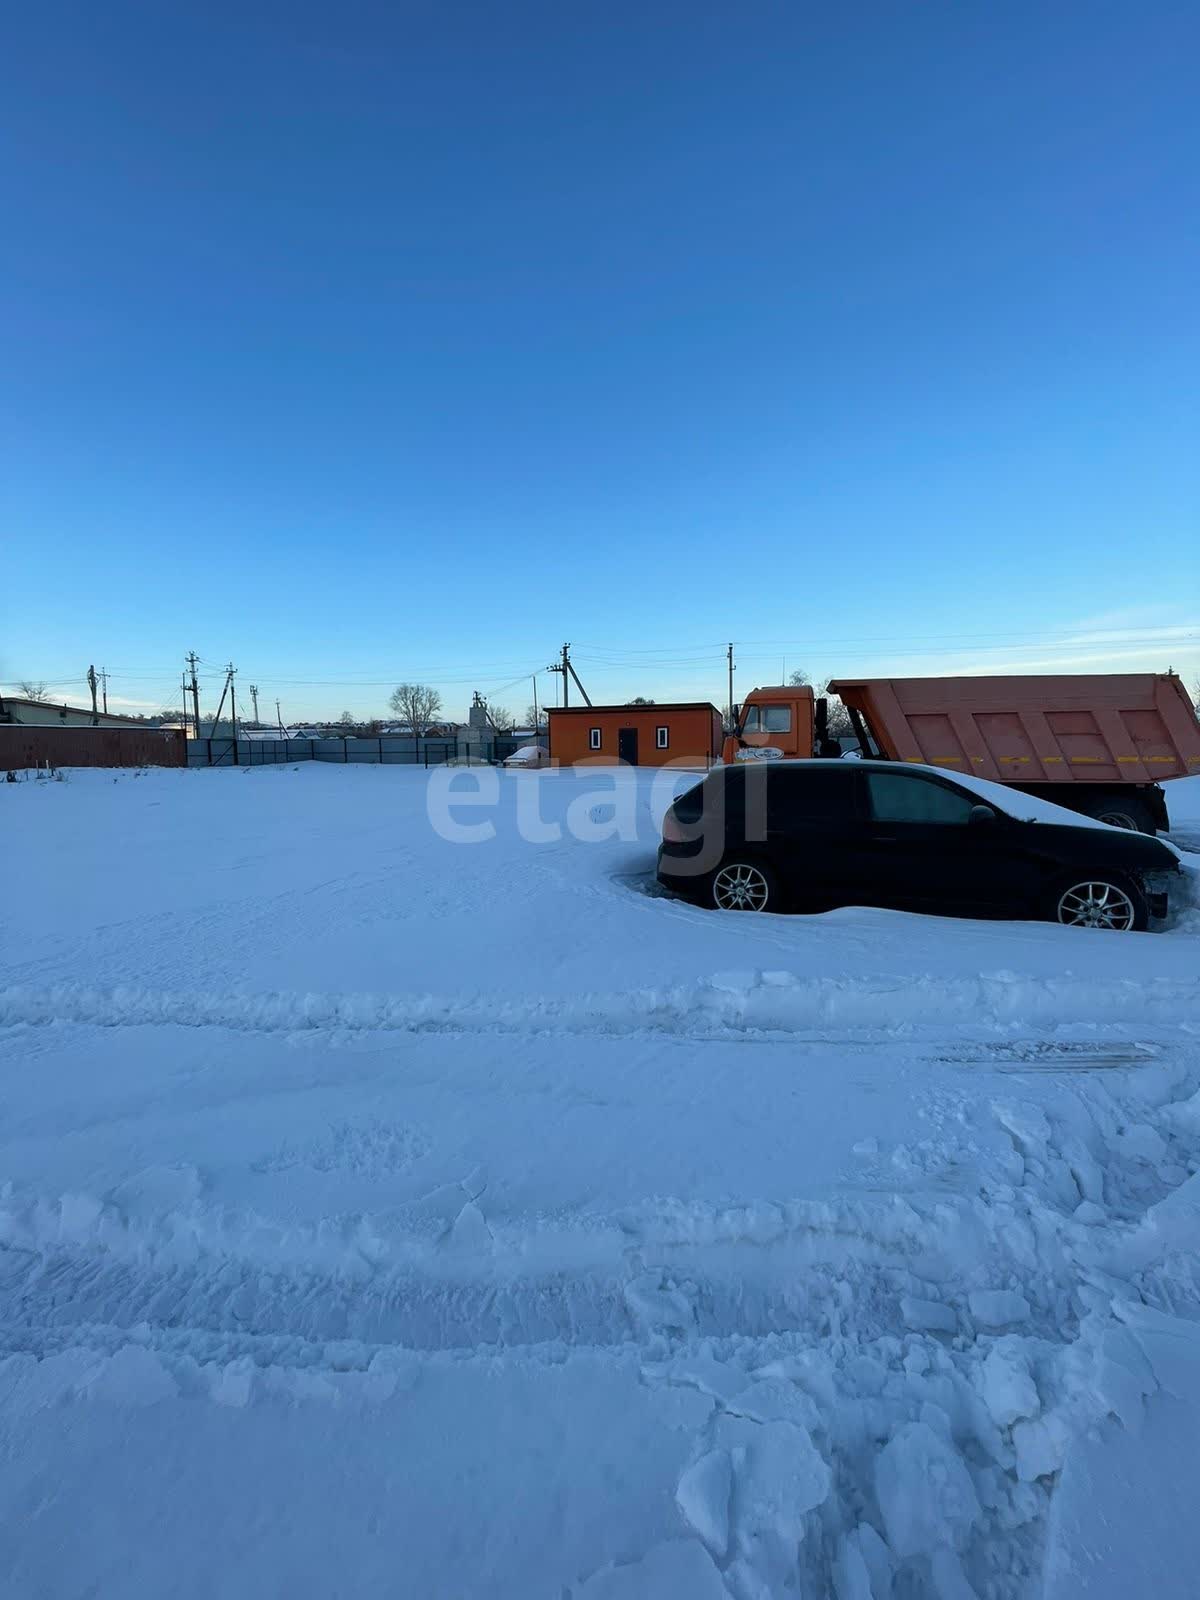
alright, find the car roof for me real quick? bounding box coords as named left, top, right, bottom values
left=717, top=758, right=910, bottom=772
left=710, top=758, right=1131, bottom=834
left=711, top=757, right=1007, bottom=786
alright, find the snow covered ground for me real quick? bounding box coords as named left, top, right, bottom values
left=2, top=765, right=1199, bottom=1599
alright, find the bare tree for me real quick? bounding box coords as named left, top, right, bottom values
left=524, top=703, right=547, bottom=731
left=388, top=683, right=442, bottom=736
left=18, top=681, right=51, bottom=702
left=627, top=695, right=655, bottom=705
left=487, top=703, right=516, bottom=733
left=788, top=669, right=809, bottom=687
left=337, top=710, right=356, bottom=729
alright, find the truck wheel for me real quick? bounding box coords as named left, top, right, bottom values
left=711, top=859, right=780, bottom=912
left=1085, top=795, right=1155, bottom=834
left=1049, top=876, right=1148, bottom=932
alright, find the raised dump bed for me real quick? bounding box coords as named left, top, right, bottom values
left=827, top=672, right=1200, bottom=831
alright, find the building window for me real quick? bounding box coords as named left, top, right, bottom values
left=589, top=727, right=602, bottom=750
left=656, top=725, right=669, bottom=749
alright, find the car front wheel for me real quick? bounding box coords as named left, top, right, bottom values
left=1051, top=876, right=1147, bottom=932
left=711, top=859, right=779, bottom=912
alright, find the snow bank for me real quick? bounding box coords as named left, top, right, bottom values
left=3, top=964, right=1197, bottom=1040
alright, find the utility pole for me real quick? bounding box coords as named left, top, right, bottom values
left=546, top=643, right=591, bottom=710
left=227, top=662, right=238, bottom=763
left=727, top=642, right=735, bottom=726
left=531, top=674, right=538, bottom=735
left=100, top=668, right=108, bottom=715
left=276, top=698, right=285, bottom=734
left=249, top=684, right=260, bottom=726
left=87, top=663, right=99, bottom=725
left=208, top=665, right=232, bottom=738
left=547, top=650, right=566, bottom=707
left=186, top=653, right=200, bottom=740
left=566, top=651, right=590, bottom=706
left=181, top=673, right=189, bottom=730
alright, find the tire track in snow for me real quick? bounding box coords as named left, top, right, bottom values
left=1, top=1061, right=1195, bottom=1367
left=3, top=1064, right=1200, bottom=1600
left=0, top=1182, right=945, bottom=1360
left=3, top=968, right=1199, bottom=1037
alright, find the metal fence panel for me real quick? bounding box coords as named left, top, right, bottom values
left=185, top=736, right=523, bottom=769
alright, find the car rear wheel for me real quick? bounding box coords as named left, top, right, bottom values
left=1051, top=877, right=1147, bottom=932
left=711, top=859, right=778, bottom=912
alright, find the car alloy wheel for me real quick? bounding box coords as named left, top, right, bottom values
left=712, top=862, right=771, bottom=911
left=1055, top=880, right=1137, bottom=930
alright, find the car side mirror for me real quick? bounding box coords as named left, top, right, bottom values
left=968, top=804, right=997, bottom=826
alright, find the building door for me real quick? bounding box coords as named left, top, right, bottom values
left=618, top=727, right=639, bottom=765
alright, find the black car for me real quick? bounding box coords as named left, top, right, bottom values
left=657, top=760, right=1181, bottom=931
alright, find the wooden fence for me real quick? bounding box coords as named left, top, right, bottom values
left=0, top=725, right=187, bottom=771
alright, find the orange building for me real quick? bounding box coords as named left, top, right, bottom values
left=548, top=703, right=723, bottom=767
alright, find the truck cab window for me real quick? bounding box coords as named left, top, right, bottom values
left=740, top=706, right=791, bottom=734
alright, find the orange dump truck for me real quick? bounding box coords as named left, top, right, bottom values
left=724, top=673, right=1200, bottom=833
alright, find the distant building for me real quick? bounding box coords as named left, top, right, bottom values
left=548, top=703, right=723, bottom=768
left=0, top=695, right=146, bottom=729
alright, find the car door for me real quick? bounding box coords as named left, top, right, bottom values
left=759, top=765, right=862, bottom=902
left=853, top=769, right=1019, bottom=915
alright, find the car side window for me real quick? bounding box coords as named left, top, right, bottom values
left=740, top=707, right=760, bottom=733
left=866, top=772, right=974, bottom=825
left=766, top=768, right=854, bottom=827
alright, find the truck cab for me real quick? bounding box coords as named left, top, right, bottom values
left=721, top=686, right=818, bottom=764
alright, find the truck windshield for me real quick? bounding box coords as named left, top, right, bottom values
left=741, top=705, right=792, bottom=734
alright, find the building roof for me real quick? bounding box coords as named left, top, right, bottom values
left=0, top=696, right=149, bottom=727
left=547, top=701, right=720, bottom=715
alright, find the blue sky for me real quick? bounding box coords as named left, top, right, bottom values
left=3, top=1, right=1197, bottom=722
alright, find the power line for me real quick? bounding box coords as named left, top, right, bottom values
left=23, top=621, right=1198, bottom=681
left=574, top=622, right=1200, bottom=659
left=727, top=624, right=1200, bottom=651
left=734, top=634, right=1200, bottom=665
left=6, top=625, right=1196, bottom=701
left=573, top=631, right=1200, bottom=671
